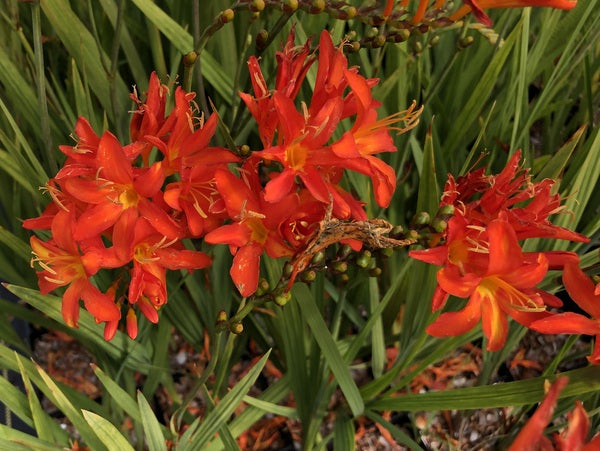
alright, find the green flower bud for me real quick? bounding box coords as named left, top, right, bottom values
left=274, top=291, right=292, bottom=306
left=337, top=243, right=353, bottom=259
left=229, top=321, right=244, bottom=334
left=356, top=250, right=372, bottom=268
left=332, top=261, right=348, bottom=273
left=183, top=51, right=197, bottom=67
left=301, top=270, right=317, bottom=283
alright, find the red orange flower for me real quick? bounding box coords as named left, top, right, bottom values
left=415, top=214, right=558, bottom=351
left=205, top=169, right=295, bottom=297
left=29, top=209, right=120, bottom=327
left=451, top=0, right=577, bottom=26
left=509, top=377, right=600, bottom=450
left=530, top=262, right=600, bottom=364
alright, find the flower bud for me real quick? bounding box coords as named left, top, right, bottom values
left=356, top=250, right=372, bottom=268
left=411, top=211, right=431, bottom=227
left=256, top=29, right=269, bottom=50
left=221, top=8, right=235, bottom=23
left=256, top=278, right=270, bottom=296
left=431, top=218, right=447, bottom=233
left=229, top=321, right=244, bottom=334
left=309, top=0, right=325, bottom=13
left=301, top=270, right=317, bottom=283
left=183, top=51, right=198, bottom=67
left=283, top=0, right=298, bottom=13
left=379, top=247, right=394, bottom=258
left=311, top=251, right=326, bottom=266
left=332, top=261, right=348, bottom=273
left=437, top=204, right=455, bottom=217
left=251, top=0, right=265, bottom=12
left=458, top=36, right=474, bottom=49
left=369, top=267, right=382, bottom=277
left=274, top=291, right=291, bottom=306
left=337, top=243, right=353, bottom=259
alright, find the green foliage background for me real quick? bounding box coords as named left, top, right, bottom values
left=0, top=0, right=598, bottom=449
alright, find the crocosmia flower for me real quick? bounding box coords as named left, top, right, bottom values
left=410, top=151, right=588, bottom=351
left=530, top=262, right=600, bottom=364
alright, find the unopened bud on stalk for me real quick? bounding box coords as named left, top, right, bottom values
left=348, top=41, right=361, bottom=53
left=431, top=218, right=448, bottom=233
left=311, top=251, right=326, bottom=266
left=407, top=229, right=420, bottom=241
left=339, top=273, right=350, bottom=284
left=251, top=0, right=266, bottom=12
left=373, top=34, right=386, bottom=48
left=216, top=310, right=228, bottom=329
left=458, top=36, right=474, bottom=49
left=437, top=204, right=455, bottom=217
left=379, top=247, right=394, bottom=258
left=282, top=261, right=294, bottom=278
left=221, top=9, right=235, bottom=23
left=390, top=225, right=404, bottom=238
left=337, top=243, right=353, bottom=259
left=256, top=29, right=269, bottom=50
left=411, top=40, right=423, bottom=54
left=274, top=291, right=291, bottom=306
left=256, top=278, right=270, bottom=296
left=309, top=0, right=326, bottom=13
left=283, top=0, right=299, bottom=12
left=229, top=321, right=244, bottom=334
left=369, top=267, right=382, bottom=277
left=356, top=250, right=372, bottom=268
left=301, top=270, right=317, bottom=283
left=411, top=211, right=431, bottom=227
left=183, top=51, right=197, bottom=67
left=239, top=144, right=251, bottom=156
left=332, top=261, right=348, bottom=273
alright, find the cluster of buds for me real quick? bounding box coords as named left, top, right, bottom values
left=25, top=30, right=420, bottom=339
left=409, top=151, right=598, bottom=359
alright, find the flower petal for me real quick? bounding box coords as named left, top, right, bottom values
left=530, top=312, right=600, bottom=336
left=426, top=294, right=482, bottom=337
left=231, top=243, right=263, bottom=297
left=563, top=262, right=600, bottom=318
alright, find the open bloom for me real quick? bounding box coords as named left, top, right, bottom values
left=413, top=214, right=559, bottom=351
left=29, top=209, right=120, bottom=327
left=530, top=262, right=600, bottom=364
left=450, top=0, right=577, bottom=26
left=509, top=377, right=600, bottom=450
left=205, top=169, right=295, bottom=297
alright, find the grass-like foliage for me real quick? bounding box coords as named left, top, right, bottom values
left=0, top=0, right=599, bottom=449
